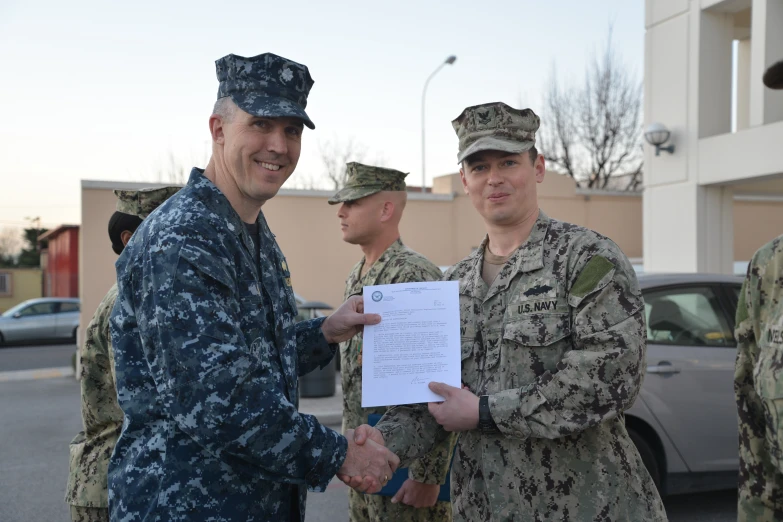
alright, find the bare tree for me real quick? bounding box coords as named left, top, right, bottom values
left=539, top=29, right=643, bottom=190
left=318, top=136, right=368, bottom=190
left=0, top=227, right=24, bottom=266
left=156, top=150, right=189, bottom=185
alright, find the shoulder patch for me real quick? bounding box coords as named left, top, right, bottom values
left=571, top=255, right=615, bottom=298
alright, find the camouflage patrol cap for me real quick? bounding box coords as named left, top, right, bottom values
left=114, top=186, right=181, bottom=219
left=452, top=102, right=540, bottom=163
left=215, top=53, right=316, bottom=129
left=327, top=162, right=408, bottom=205
left=763, top=60, right=783, bottom=90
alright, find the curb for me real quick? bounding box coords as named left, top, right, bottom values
left=0, top=366, right=74, bottom=383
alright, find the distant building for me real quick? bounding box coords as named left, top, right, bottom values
left=38, top=225, right=79, bottom=298
left=0, top=267, right=43, bottom=313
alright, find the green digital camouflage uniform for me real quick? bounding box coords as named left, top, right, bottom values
left=330, top=163, right=454, bottom=521
left=735, top=234, right=783, bottom=521
left=65, top=186, right=179, bottom=522
left=376, top=102, right=666, bottom=521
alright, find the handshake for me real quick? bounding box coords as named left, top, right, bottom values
left=336, top=425, right=398, bottom=493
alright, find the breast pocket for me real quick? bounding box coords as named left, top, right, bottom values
left=502, top=313, right=572, bottom=378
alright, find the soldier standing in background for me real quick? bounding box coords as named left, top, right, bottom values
left=65, top=186, right=179, bottom=522
left=329, top=162, right=454, bottom=522
left=734, top=58, right=783, bottom=522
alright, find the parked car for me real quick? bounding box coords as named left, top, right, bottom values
left=0, top=298, right=80, bottom=346
left=627, top=273, right=743, bottom=496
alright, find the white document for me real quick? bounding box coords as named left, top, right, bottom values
left=361, top=280, right=461, bottom=408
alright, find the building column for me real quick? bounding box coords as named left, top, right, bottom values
left=643, top=184, right=733, bottom=274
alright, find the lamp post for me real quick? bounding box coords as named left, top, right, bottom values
left=421, top=55, right=457, bottom=191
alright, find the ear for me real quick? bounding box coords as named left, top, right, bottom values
left=209, top=114, right=226, bottom=145
left=379, top=201, right=394, bottom=223
left=534, top=154, right=546, bottom=184
left=120, top=230, right=134, bottom=247
left=459, top=167, right=469, bottom=195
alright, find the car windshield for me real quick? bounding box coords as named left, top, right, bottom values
left=1, top=302, right=35, bottom=317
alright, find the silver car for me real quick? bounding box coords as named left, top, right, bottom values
left=627, top=273, right=743, bottom=496
left=0, top=297, right=80, bottom=345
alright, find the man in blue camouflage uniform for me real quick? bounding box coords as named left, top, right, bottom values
left=109, top=53, right=398, bottom=522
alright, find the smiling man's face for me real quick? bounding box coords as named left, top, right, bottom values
left=460, top=149, right=545, bottom=227
left=218, top=109, right=304, bottom=207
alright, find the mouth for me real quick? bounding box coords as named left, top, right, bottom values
left=487, top=192, right=510, bottom=202
left=255, top=160, right=282, bottom=172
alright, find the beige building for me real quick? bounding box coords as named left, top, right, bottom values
left=0, top=267, right=43, bottom=314
left=79, top=172, right=783, bottom=340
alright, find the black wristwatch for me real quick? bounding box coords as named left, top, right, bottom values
left=478, top=395, right=498, bottom=433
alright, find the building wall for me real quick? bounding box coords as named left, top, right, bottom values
left=79, top=173, right=783, bottom=336
left=45, top=228, right=79, bottom=298
left=0, top=268, right=43, bottom=313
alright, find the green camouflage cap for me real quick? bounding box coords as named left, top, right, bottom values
left=216, top=53, right=316, bottom=129
left=452, top=102, right=540, bottom=163
left=114, top=186, right=181, bottom=219
left=327, top=162, right=408, bottom=205
left=763, top=60, right=783, bottom=90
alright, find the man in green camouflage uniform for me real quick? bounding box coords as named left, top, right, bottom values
left=734, top=60, right=783, bottom=522
left=350, top=102, right=667, bottom=521
left=65, top=186, right=179, bottom=522
left=329, top=162, right=454, bottom=521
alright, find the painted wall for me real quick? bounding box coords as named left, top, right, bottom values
left=0, top=268, right=43, bottom=313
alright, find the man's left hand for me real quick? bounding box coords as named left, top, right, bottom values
left=427, top=382, right=480, bottom=432
left=321, top=295, right=381, bottom=344
left=391, top=479, right=440, bottom=508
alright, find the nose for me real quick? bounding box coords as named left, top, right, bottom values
left=266, top=127, right=288, bottom=156
left=487, top=166, right=503, bottom=186
left=337, top=203, right=347, bottom=219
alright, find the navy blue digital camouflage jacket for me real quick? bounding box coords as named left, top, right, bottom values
left=109, top=168, right=347, bottom=521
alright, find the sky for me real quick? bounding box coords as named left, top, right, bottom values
left=0, top=0, right=644, bottom=229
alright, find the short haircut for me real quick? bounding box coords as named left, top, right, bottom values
left=212, top=96, right=238, bottom=122
left=108, top=212, right=143, bottom=255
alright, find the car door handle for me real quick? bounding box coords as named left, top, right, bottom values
left=647, top=362, right=681, bottom=375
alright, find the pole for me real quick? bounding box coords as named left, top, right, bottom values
left=421, top=62, right=448, bottom=192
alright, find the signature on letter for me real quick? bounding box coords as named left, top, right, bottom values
left=411, top=376, right=427, bottom=385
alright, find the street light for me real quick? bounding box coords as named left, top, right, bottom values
left=421, top=55, right=457, bottom=191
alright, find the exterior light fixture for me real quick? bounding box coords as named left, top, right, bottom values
left=644, top=122, right=675, bottom=156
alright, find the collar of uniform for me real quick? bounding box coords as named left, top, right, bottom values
left=361, top=238, right=405, bottom=286
left=186, top=168, right=259, bottom=254
left=482, top=209, right=550, bottom=301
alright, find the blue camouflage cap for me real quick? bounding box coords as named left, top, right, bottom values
left=216, top=53, right=316, bottom=129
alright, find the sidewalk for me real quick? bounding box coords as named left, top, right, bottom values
left=299, top=373, right=344, bottom=427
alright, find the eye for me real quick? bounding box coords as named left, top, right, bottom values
left=472, top=164, right=487, bottom=173
left=253, top=120, right=270, bottom=129
left=503, top=159, right=517, bottom=167
left=286, top=126, right=303, bottom=137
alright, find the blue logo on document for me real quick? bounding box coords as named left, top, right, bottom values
left=371, top=291, right=383, bottom=302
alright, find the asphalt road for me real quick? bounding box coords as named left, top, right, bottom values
left=0, top=341, right=76, bottom=372
left=0, top=343, right=737, bottom=522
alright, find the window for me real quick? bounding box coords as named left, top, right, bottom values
left=643, top=286, right=735, bottom=347
left=0, top=273, right=10, bottom=297
left=59, top=302, right=80, bottom=313
left=16, top=302, right=58, bottom=317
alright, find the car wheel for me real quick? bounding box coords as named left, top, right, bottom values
left=0, top=331, right=4, bottom=347
left=71, top=327, right=78, bottom=344
left=628, top=427, right=661, bottom=492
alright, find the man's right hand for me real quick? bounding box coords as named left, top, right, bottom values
left=337, top=425, right=388, bottom=490
left=338, top=428, right=399, bottom=493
